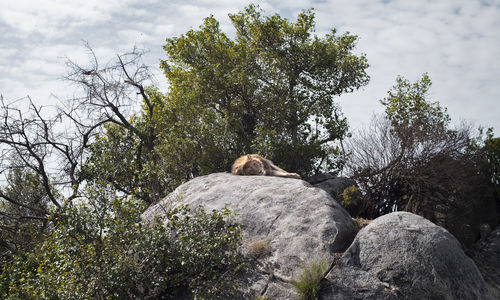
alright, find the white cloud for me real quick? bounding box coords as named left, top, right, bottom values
left=0, top=0, right=499, bottom=132
left=117, top=29, right=155, bottom=44
left=152, top=24, right=175, bottom=37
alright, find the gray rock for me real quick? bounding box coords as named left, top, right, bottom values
left=472, top=225, right=500, bottom=298
left=310, top=175, right=361, bottom=216
left=321, top=212, right=492, bottom=300
left=306, top=173, right=337, bottom=185
left=309, top=175, right=357, bottom=198
left=142, top=172, right=358, bottom=299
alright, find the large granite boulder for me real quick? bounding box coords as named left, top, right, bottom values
left=320, top=212, right=492, bottom=300
left=142, top=172, right=358, bottom=299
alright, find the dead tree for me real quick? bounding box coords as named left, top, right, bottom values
left=0, top=44, right=160, bottom=256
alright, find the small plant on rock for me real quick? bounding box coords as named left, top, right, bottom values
left=341, top=185, right=360, bottom=207
left=292, top=259, right=329, bottom=300
left=354, top=217, right=372, bottom=229
left=247, top=239, right=271, bottom=258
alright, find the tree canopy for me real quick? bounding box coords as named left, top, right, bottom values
left=160, top=5, right=369, bottom=176
left=79, top=6, right=370, bottom=207
left=381, top=73, right=450, bottom=136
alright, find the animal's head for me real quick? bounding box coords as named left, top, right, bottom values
left=243, top=159, right=265, bottom=175
left=232, top=164, right=244, bottom=175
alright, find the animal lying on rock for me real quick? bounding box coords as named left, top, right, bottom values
left=231, top=154, right=301, bottom=179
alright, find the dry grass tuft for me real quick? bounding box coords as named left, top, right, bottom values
left=246, top=239, right=271, bottom=258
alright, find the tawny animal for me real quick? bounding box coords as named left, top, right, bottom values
left=231, top=154, right=301, bottom=179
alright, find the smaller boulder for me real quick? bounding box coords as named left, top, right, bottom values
left=307, top=174, right=356, bottom=197
left=307, top=174, right=360, bottom=216
left=321, top=212, right=492, bottom=300
left=306, top=173, right=338, bottom=185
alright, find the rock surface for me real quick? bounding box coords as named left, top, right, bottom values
left=472, top=225, right=500, bottom=299
left=308, top=174, right=361, bottom=216
left=142, top=172, right=358, bottom=299
left=321, top=212, right=492, bottom=300
left=306, top=173, right=338, bottom=185
left=308, top=174, right=357, bottom=197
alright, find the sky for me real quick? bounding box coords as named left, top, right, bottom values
left=1, top=0, right=499, bottom=133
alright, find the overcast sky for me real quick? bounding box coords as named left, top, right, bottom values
left=1, top=0, right=499, bottom=133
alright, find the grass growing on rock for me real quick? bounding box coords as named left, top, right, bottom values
left=247, top=239, right=271, bottom=258
left=292, top=259, right=329, bottom=300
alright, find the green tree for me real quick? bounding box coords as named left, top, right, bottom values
left=78, top=6, right=370, bottom=203
left=160, top=5, right=369, bottom=176
left=475, top=129, right=500, bottom=210
left=381, top=73, right=450, bottom=138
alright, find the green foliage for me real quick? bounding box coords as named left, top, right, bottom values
left=341, top=185, right=360, bottom=207
left=353, top=217, right=372, bottom=230
left=0, top=184, right=243, bottom=299
left=81, top=87, right=176, bottom=204
left=292, top=259, right=329, bottom=300
left=380, top=73, right=450, bottom=139
left=160, top=4, right=369, bottom=177
left=0, top=168, right=52, bottom=259
left=79, top=5, right=370, bottom=209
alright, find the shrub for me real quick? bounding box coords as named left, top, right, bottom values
left=0, top=187, right=244, bottom=299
